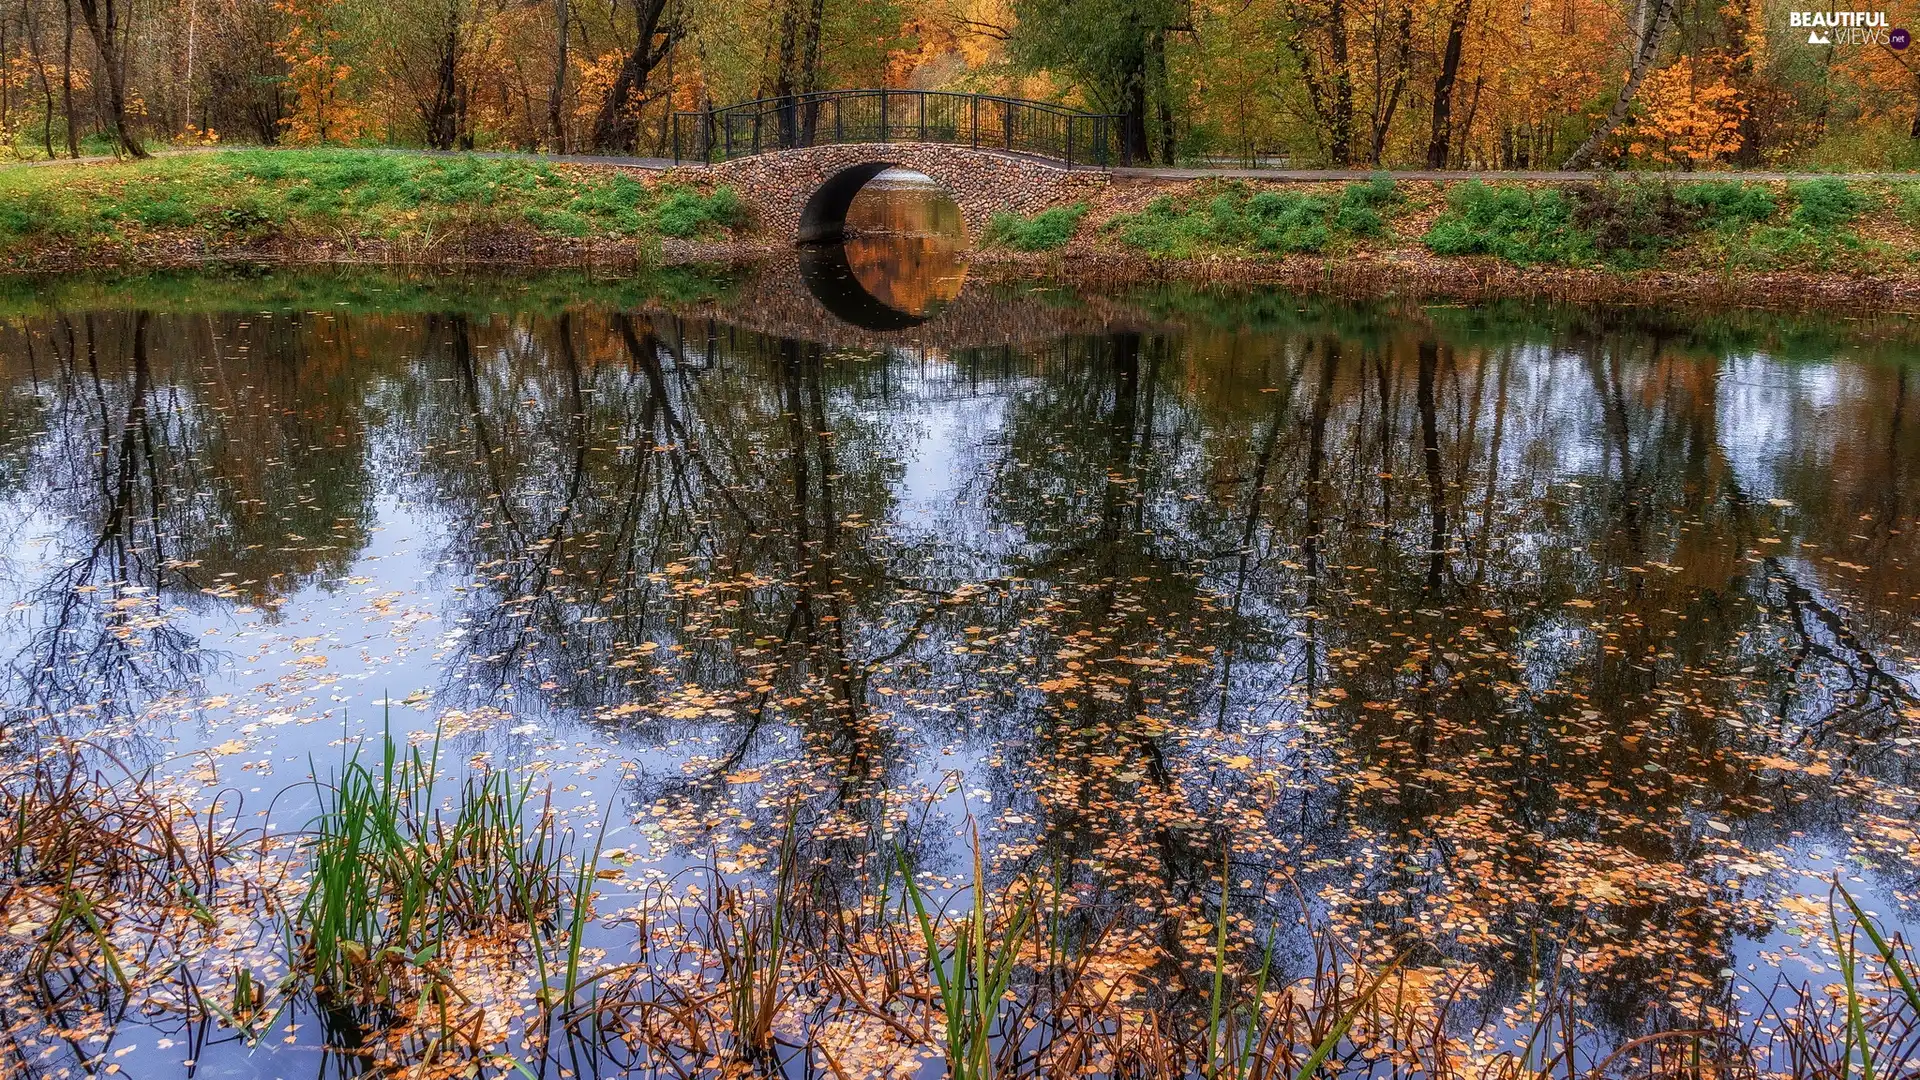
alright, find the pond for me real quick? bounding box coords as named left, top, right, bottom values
left=4, top=244, right=1920, bottom=1078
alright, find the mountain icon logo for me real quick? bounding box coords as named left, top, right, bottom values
left=1809, top=28, right=1831, bottom=43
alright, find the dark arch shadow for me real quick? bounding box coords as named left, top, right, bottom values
left=797, top=161, right=899, bottom=243
left=797, top=243, right=927, bottom=331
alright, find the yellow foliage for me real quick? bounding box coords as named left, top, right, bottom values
left=1624, top=56, right=1746, bottom=166
left=275, top=0, right=368, bottom=145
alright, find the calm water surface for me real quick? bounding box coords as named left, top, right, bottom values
left=5, top=244, right=1920, bottom=1076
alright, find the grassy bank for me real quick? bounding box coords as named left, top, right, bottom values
left=11, top=152, right=1920, bottom=302
left=0, top=149, right=746, bottom=269
left=984, top=173, right=1920, bottom=281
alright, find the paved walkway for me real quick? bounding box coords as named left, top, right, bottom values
left=13, top=144, right=1920, bottom=183
left=8, top=145, right=679, bottom=170
left=1112, top=165, right=1920, bottom=181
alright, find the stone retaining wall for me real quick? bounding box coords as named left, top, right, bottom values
left=684, top=143, right=1109, bottom=243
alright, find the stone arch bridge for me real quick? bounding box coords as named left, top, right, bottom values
left=670, top=90, right=1122, bottom=243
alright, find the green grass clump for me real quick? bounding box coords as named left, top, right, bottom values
left=1896, top=182, right=1920, bottom=227
left=983, top=203, right=1087, bottom=251
left=1423, top=182, right=1590, bottom=266
left=1713, top=179, right=1874, bottom=269
left=1425, top=177, right=1879, bottom=270
left=1788, top=177, right=1869, bottom=227
left=278, top=714, right=623, bottom=1043
left=1674, top=181, right=1778, bottom=229
left=1334, top=175, right=1398, bottom=236
left=298, top=725, right=588, bottom=1008
left=1109, top=180, right=1391, bottom=257
left=899, top=825, right=1029, bottom=1080
left=0, top=149, right=746, bottom=260
left=650, top=186, right=747, bottom=237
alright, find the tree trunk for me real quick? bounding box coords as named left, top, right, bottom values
left=588, top=0, right=673, bottom=152
left=1560, top=0, right=1675, bottom=169
left=1425, top=0, right=1469, bottom=168
left=61, top=0, right=78, bottom=156
left=421, top=25, right=460, bottom=149
left=771, top=0, right=818, bottom=146
left=547, top=0, right=567, bottom=151
left=1124, top=62, right=1149, bottom=163
left=1328, top=0, right=1351, bottom=164
left=23, top=0, right=56, bottom=158
left=1725, top=0, right=1762, bottom=165
left=2, top=13, right=11, bottom=134
left=799, top=0, right=822, bottom=141
left=1369, top=2, right=1412, bottom=165
left=1282, top=0, right=1352, bottom=165
left=74, top=0, right=146, bottom=156
left=1151, top=29, right=1174, bottom=164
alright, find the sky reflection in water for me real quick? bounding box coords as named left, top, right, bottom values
left=2, top=264, right=1920, bottom=1075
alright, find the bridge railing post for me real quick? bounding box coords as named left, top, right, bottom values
left=879, top=90, right=889, bottom=142
left=971, top=97, right=979, bottom=148
left=1065, top=115, right=1074, bottom=168
left=1004, top=100, right=1013, bottom=151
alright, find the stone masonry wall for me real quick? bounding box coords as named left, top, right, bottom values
left=684, top=143, right=1109, bottom=242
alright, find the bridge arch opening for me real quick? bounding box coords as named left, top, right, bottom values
left=797, top=167, right=967, bottom=331
left=797, top=162, right=970, bottom=246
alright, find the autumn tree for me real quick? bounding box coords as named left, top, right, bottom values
left=1274, top=0, right=1356, bottom=164
left=1621, top=55, right=1744, bottom=166
left=586, top=0, right=676, bottom=152
left=1561, top=0, right=1677, bottom=167
left=1425, top=0, right=1468, bottom=167
left=377, top=0, right=475, bottom=148
left=1008, top=0, right=1186, bottom=162
left=201, top=0, right=290, bottom=144
left=72, top=0, right=144, bottom=155
left=275, top=0, right=364, bottom=144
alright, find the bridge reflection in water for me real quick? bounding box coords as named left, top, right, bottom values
left=799, top=168, right=967, bottom=331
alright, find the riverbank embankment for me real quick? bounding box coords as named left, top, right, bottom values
left=9, top=148, right=1920, bottom=310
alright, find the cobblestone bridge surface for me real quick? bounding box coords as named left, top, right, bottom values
left=684, top=143, right=1109, bottom=242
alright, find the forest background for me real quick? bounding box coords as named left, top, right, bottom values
left=9, top=0, right=1920, bottom=172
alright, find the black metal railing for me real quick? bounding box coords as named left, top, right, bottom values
left=672, top=90, right=1128, bottom=168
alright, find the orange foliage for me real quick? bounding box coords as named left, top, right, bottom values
left=1624, top=56, right=1746, bottom=166
left=572, top=51, right=628, bottom=128
left=275, top=0, right=367, bottom=144
left=1466, top=0, right=1618, bottom=167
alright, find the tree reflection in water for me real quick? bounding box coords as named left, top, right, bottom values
left=3, top=278, right=1920, bottom=1074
